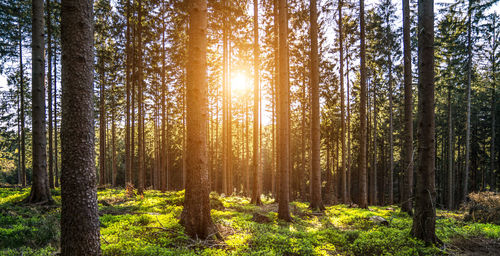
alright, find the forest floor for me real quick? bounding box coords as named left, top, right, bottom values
left=1, top=187, right=499, bottom=255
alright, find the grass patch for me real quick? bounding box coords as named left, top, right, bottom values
left=1, top=187, right=499, bottom=255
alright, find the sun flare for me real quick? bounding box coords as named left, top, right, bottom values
left=231, top=72, right=250, bottom=93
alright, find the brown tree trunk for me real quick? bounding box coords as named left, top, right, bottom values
left=27, top=0, right=52, bottom=204
left=18, top=23, right=26, bottom=187
left=125, top=0, right=132, bottom=186
left=99, top=55, right=106, bottom=186
left=463, top=0, right=472, bottom=204
left=181, top=0, right=216, bottom=239
left=60, top=0, right=101, bottom=253
left=371, top=83, right=377, bottom=205
left=309, top=0, right=325, bottom=211
left=447, top=81, right=453, bottom=209
left=401, top=0, right=413, bottom=212
left=411, top=0, right=438, bottom=244
left=358, top=0, right=368, bottom=208
left=278, top=0, right=292, bottom=221
left=47, top=0, right=54, bottom=189
left=251, top=0, right=262, bottom=205
left=346, top=50, right=351, bottom=202
left=339, top=0, right=347, bottom=204
left=137, top=0, right=144, bottom=195
left=111, top=83, right=117, bottom=187
left=53, top=41, right=59, bottom=188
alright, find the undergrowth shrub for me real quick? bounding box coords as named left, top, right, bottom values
left=464, top=192, right=500, bottom=225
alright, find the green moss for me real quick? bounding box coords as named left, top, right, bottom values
left=1, top=187, right=499, bottom=255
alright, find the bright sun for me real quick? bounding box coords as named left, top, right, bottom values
left=231, top=72, right=250, bottom=93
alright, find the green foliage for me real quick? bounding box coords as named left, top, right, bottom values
left=1, top=188, right=499, bottom=255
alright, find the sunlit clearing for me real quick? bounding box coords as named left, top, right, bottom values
left=231, top=72, right=250, bottom=94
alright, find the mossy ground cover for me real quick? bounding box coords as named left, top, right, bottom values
left=1, top=187, right=499, bottom=255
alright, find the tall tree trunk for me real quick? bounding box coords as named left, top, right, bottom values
left=388, top=54, right=394, bottom=206
left=18, top=22, right=26, bottom=187
left=125, top=0, right=132, bottom=186
left=301, top=74, right=306, bottom=200
left=47, top=0, right=54, bottom=189
left=278, top=0, right=292, bottom=221
left=401, top=0, right=413, bottom=212
left=309, top=0, right=325, bottom=211
left=99, top=55, right=106, bottom=186
left=60, top=0, right=101, bottom=253
left=222, top=0, right=229, bottom=194
left=371, top=84, right=377, bottom=205
left=411, top=0, right=438, bottom=244
left=27, top=0, right=52, bottom=204
left=358, top=0, right=368, bottom=209
left=181, top=0, right=216, bottom=239
left=463, top=0, right=472, bottom=204
left=491, top=15, right=496, bottom=191
left=111, top=83, right=116, bottom=187
left=161, top=13, right=168, bottom=192
left=339, top=0, right=347, bottom=204
left=251, top=0, right=262, bottom=205
left=447, top=81, right=453, bottom=209
left=346, top=49, right=351, bottom=202
left=53, top=40, right=59, bottom=188
left=137, top=0, right=144, bottom=195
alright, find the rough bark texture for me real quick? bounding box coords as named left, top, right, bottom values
left=411, top=0, right=438, bottom=244
left=278, top=0, right=292, bottom=221
left=309, top=0, right=324, bottom=211
left=463, top=0, right=472, bottom=204
left=47, top=0, right=54, bottom=189
left=251, top=0, right=262, bottom=205
left=60, top=0, right=101, bottom=254
left=339, top=0, right=347, bottom=204
left=18, top=24, right=26, bottom=187
left=181, top=0, right=215, bottom=239
left=401, top=0, right=413, bottom=213
left=27, top=0, right=52, bottom=204
left=358, top=0, right=368, bottom=208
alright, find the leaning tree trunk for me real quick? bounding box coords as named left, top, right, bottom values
left=278, top=0, right=292, bottom=221
left=27, top=0, right=52, bottom=204
left=181, top=0, right=217, bottom=239
left=251, top=0, right=262, bottom=205
left=401, top=0, right=413, bottom=213
left=60, top=0, right=101, bottom=253
left=358, top=0, right=368, bottom=209
left=309, top=0, right=325, bottom=211
left=411, top=0, right=438, bottom=244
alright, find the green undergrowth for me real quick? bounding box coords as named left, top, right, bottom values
left=1, top=187, right=499, bottom=255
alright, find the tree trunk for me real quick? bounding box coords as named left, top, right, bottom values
left=18, top=22, right=26, bottom=187
left=358, top=0, right=368, bottom=209
left=137, top=0, right=144, bottom=195
left=463, top=0, right=472, bottom=204
left=27, top=0, right=52, bottom=204
left=99, top=55, right=106, bottom=186
left=309, top=0, right=325, bottom=211
left=181, top=0, right=216, bottom=239
left=490, top=14, right=496, bottom=191
left=346, top=50, right=351, bottom=202
left=411, top=0, right=438, bottom=244
left=371, top=82, right=377, bottom=205
left=125, top=0, right=132, bottom=186
left=388, top=54, right=394, bottom=206
left=447, top=81, right=453, bottom=209
left=339, top=0, right=347, bottom=204
left=111, top=83, right=117, bottom=187
left=60, top=0, right=101, bottom=253
left=278, top=0, right=292, bottom=221
left=47, top=0, right=54, bottom=189
left=251, top=0, right=262, bottom=205
left=401, top=0, right=413, bottom=213
left=53, top=41, right=59, bottom=188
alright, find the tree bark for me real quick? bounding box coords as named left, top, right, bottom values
left=278, top=0, right=292, bottom=221
left=181, top=0, right=216, bottom=239
left=47, top=0, right=54, bottom=189
left=411, top=0, right=438, bottom=244
left=401, top=0, right=413, bottom=213
left=463, top=0, right=473, bottom=204
left=18, top=22, right=26, bottom=187
left=60, top=0, right=101, bottom=253
left=27, top=0, right=52, bottom=204
left=251, top=0, right=262, bottom=205
left=339, top=0, right=347, bottom=204
left=358, top=0, right=368, bottom=208
left=309, top=0, right=325, bottom=211
left=447, top=79, right=453, bottom=209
